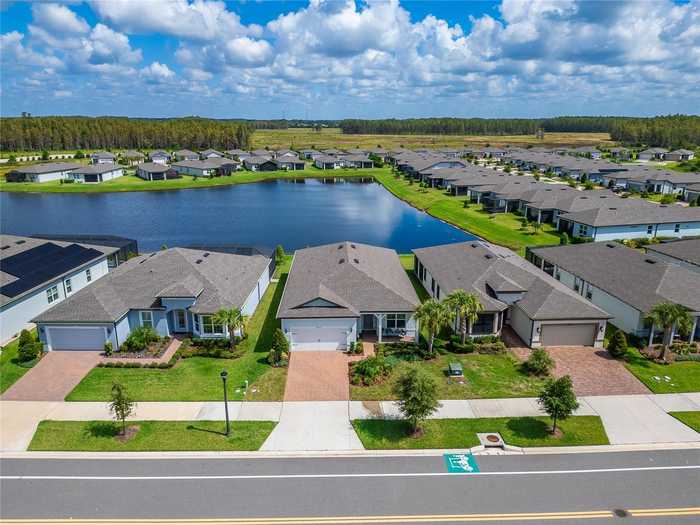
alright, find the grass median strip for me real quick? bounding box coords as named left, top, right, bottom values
left=353, top=416, right=609, bottom=449
left=623, top=348, right=700, bottom=394
left=669, top=411, right=700, bottom=432
left=28, top=420, right=276, bottom=452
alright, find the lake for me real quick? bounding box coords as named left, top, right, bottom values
left=0, top=179, right=474, bottom=252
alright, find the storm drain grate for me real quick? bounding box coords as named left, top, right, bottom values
left=613, top=509, right=629, bottom=518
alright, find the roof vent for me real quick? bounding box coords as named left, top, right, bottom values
left=350, top=244, right=356, bottom=249
left=15, top=240, right=25, bottom=245
left=195, top=259, right=203, bottom=264
left=609, top=207, right=617, bottom=210
left=645, top=259, right=657, bottom=264
left=203, top=252, right=210, bottom=257
left=337, top=244, right=343, bottom=250
left=484, top=254, right=494, bottom=259
left=353, top=258, right=359, bottom=264
left=605, top=243, right=617, bottom=248
left=339, top=258, right=345, bottom=264
left=1, top=245, right=9, bottom=250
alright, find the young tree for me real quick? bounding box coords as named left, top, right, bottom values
left=645, top=303, right=693, bottom=361
left=445, top=290, right=483, bottom=344
left=109, top=383, right=136, bottom=436
left=607, top=329, right=628, bottom=359
left=275, top=244, right=285, bottom=265
left=538, top=375, right=579, bottom=435
left=392, top=367, right=440, bottom=435
left=213, top=308, right=247, bottom=350
left=268, top=328, right=289, bottom=365
left=560, top=232, right=570, bottom=245
left=413, top=299, right=454, bottom=356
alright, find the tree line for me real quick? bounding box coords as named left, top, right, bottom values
left=609, top=115, right=700, bottom=148
left=0, top=116, right=254, bottom=152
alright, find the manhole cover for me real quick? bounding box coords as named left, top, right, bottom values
left=613, top=509, right=628, bottom=518
left=486, top=434, right=500, bottom=443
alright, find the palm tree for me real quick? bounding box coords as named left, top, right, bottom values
left=645, top=303, right=693, bottom=361
left=445, top=290, right=483, bottom=344
left=214, top=308, right=247, bottom=350
left=413, top=299, right=454, bottom=356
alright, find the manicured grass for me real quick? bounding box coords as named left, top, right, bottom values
left=623, top=348, right=700, bottom=394
left=670, top=412, right=700, bottom=432
left=0, top=169, right=382, bottom=193
left=352, top=416, right=609, bottom=449
left=374, top=172, right=561, bottom=254
left=253, top=128, right=612, bottom=150
left=350, top=352, right=546, bottom=401
left=399, top=254, right=430, bottom=302
left=0, top=331, right=38, bottom=394
left=28, top=420, right=276, bottom=451
left=66, top=274, right=289, bottom=402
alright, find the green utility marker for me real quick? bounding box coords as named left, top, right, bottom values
left=444, top=453, right=480, bottom=473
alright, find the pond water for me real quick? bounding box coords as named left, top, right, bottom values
left=0, top=179, right=475, bottom=252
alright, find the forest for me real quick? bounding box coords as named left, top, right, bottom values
left=0, top=116, right=254, bottom=152
left=339, top=115, right=700, bottom=147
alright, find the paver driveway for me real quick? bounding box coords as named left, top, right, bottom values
left=284, top=351, right=349, bottom=401
left=1, top=351, right=101, bottom=401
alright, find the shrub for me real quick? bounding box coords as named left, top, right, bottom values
left=271, top=328, right=289, bottom=356
left=104, top=341, right=113, bottom=357
left=75, top=150, right=85, bottom=159
left=350, top=355, right=393, bottom=386
left=7, top=155, right=16, bottom=165
left=560, top=232, right=570, bottom=245
left=121, top=326, right=160, bottom=353
left=41, top=150, right=49, bottom=160
left=607, top=329, right=628, bottom=359
left=659, top=194, right=675, bottom=204
left=18, top=341, right=41, bottom=363
left=18, top=329, right=35, bottom=348
left=392, top=366, right=440, bottom=433
left=523, top=348, right=554, bottom=376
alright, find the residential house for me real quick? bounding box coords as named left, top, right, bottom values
left=637, top=148, right=668, bottom=161
left=644, top=239, right=700, bottom=274
left=66, top=164, right=124, bottom=183
left=414, top=241, right=609, bottom=348
left=528, top=242, right=700, bottom=342
left=300, top=149, right=322, bottom=160
left=685, top=183, right=700, bottom=204
left=121, top=150, right=145, bottom=166
left=0, top=235, right=126, bottom=343
left=314, top=156, right=343, bottom=170
left=136, top=162, right=178, bottom=181
left=340, top=154, right=374, bottom=169
left=665, top=149, right=696, bottom=162
left=274, top=158, right=305, bottom=171
left=5, top=162, right=81, bottom=183
left=171, top=159, right=221, bottom=177
left=173, top=149, right=199, bottom=162
left=251, top=149, right=271, bottom=157
left=277, top=242, right=420, bottom=350
left=149, top=150, right=171, bottom=165
left=225, top=149, right=250, bottom=160
left=90, top=152, right=116, bottom=164
left=609, top=147, right=631, bottom=160
left=35, top=247, right=272, bottom=351
left=200, top=149, right=224, bottom=159
left=243, top=156, right=277, bottom=171
left=570, top=146, right=602, bottom=159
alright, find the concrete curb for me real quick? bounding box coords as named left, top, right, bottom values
left=3, top=441, right=699, bottom=460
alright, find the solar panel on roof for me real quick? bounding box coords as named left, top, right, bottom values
left=0, top=243, right=103, bottom=298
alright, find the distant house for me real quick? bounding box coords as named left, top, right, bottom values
left=225, top=149, right=249, bottom=160
left=171, top=159, right=221, bottom=177
left=414, top=241, right=609, bottom=348
left=314, top=155, right=343, bottom=170
left=173, top=149, right=199, bottom=161
left=149, top=150, right=171, bottom=165
left=637, top=148, right=668, bottom=161
left=644, top=239, right=700, bottom=274
left=570, top=146, right=602, bottom=159
left=609, top=147, right=631, bottom=160
left=136, top=162, right=178, bottom=181
left=67, top=164, right=124, bottom=183
left=685, top=183, right=700, bottom=203
left=529, top=242, right=700, bottom=343
left=665, top=149, right=695, bottom=162
left=90, top=152, right=116, bottom=164
left=0, top=234, right=125, bottom=343
left=274, top=158, right=305, bottom=171
left=243, top=156, right=277, bottom=171
left=275, top=149, right=297, bottom=158
left=340, top=154, right=374, bottom=169
left=300, top=149, right=321, bottom=160
left=200, top=149, right=224, bottom=159
left=321, top=148, right=344, bottom=156
left=35, top=248, right=272, bottom=351
left=251, top=149, right=271, bottom=157
left=277, top=242, right=420, bottom=349
left=121, top=150, right=145, bottom=166
left=5, top=162, right=81, bottom=183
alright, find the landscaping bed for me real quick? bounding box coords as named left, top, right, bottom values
left=352, top=416, right=609, bottom=449
left=28, top=420, right=276, bottom=451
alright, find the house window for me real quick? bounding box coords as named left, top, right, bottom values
left=65, top=278, right=72, bottom=294
left=647, top=225, right=653, bottom=235
left=194, top=315, right=200, bottom=332
left=431, top=278, right=435, bottom=293
left=46, top=286, right=59, bottom=304
left=140, top=311, right=153, bottom=328
left=436, top=285, right=441, bottom=299
left=386, top=313, right=407, bottom=329
left=674, top=224, right=680, bottom=233
left=86, top=268, right=92, bottom=282
left=201, top=315, right=224, bottom=335
left=586, top=289, right=593, bottom=300
left=107, top=254, right=118, bottom=268
left=579, top=225, right=588, bottom=237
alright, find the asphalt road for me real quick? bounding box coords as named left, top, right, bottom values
left=1, top=449, right=699, bottom=524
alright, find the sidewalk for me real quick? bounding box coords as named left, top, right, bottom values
left=2, top=393, right=699, bottom=452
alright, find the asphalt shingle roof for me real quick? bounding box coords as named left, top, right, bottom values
left=645, top=239, right=700, bottom=268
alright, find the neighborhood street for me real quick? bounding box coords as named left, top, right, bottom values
left=2, top=450, right=699, bottom=523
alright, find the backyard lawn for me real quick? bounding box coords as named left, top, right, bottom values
left=669, top=412, right=700, bottom=433
left=29, top=420, right=276, bottom=451
left=350, top=351, right=546, bottom=401
left=374, top=171, right=561, bottom=255
left=0, top=331, right=39, bottom=394
left=353, top=416, right=609, bottom=449
left=66, top=273, right=289, bottom=402
left=399, top=254, right=430, bottom=302
left=623, top=348, right=700, bottom=394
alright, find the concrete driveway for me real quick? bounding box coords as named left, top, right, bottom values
left=1, top=351, right=101, bottom=401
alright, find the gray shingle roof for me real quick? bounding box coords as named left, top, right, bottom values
left=413, top=241, right=609, bottom=320
left=277, top=242, right=420, bottom=319
left=645, top=239, right=700, bottom=268
left=14, top=162, right=81, bottom=174
left=559, top=203, right=700, bottom=227
left=72, top=164, right=123, bottom=175
left=530, top=242, right=700, bottom=313
left=137, top=162, right=170, bottom=173
left=34, top=248, right=270, bottom=322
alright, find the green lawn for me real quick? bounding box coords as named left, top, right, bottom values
left=623, top=348, right=700, bottom=394
left=669, top=412, right=700, bottom=432
left=399, top=254, right=430, bottom=302
left=374, top=171, right=561, bottom=255
left=0, top=331, right=39, bottom=394
left=350, top=352, right=545, bottom=401
left=28, top=420, right=276, bottom=451
left=353, top=416, right=609, bottom=449
left=0, top=169, right=382, bottom=194
left=66, top=273, right=288, bottom=402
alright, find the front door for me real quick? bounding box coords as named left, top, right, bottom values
left=362, top=314, right=376, bottom=333
left=174, top=310, right=187, bottom=332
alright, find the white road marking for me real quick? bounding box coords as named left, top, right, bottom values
left=1, top=464, right=699, bottom=481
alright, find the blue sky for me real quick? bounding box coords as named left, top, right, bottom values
left=1, top=0, right=699, bottom=119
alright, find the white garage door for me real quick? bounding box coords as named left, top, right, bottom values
left=540, top=323, right=596, bottom=347
left=48, top=326, right=106, bottom=351
left=291, top=326, right=347, bottom=351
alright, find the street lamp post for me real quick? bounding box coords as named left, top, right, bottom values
left=220, top=370, right=230, bottom=436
